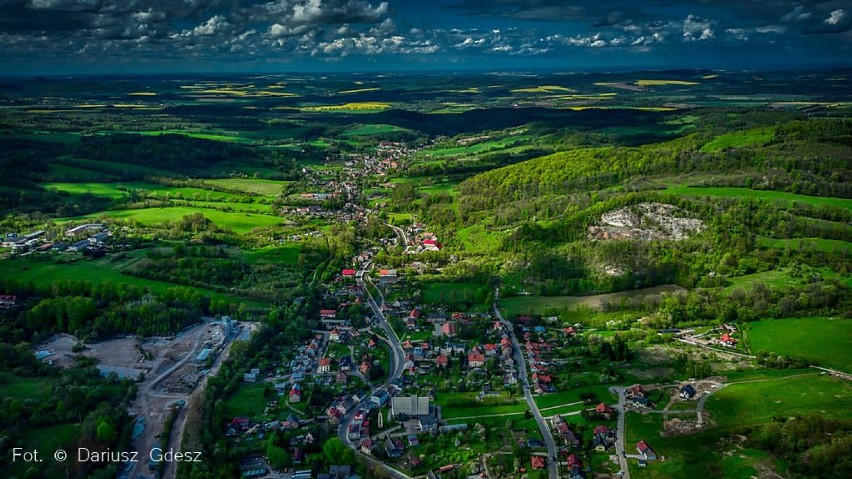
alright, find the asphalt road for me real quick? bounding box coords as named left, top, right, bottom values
left=332, top=261, right=411, bottom=479
left=609, top=386, right=631, bottom=479
left=494, top=291, right=559, bottom=479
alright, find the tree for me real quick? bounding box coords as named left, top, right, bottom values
left=322, top=438, right=354, bottom=465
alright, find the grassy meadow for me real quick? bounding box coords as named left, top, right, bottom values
left=745, top=317, right=852, bottom=372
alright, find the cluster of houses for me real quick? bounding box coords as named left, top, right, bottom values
left=403, top=223, right=443, bottom=254
left=2, top=225, right=112, bottom=254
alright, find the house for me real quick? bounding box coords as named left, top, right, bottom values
left=336, top=371, right=348, bottom=384
left=442, top=321, right=457, bottom=337
left=339, top=356, right=353, bottom=371
left=342, top=269, right=356, bottom=278
left=0, top=295, right=17, bottom=308
left=329, top=328, right=341, bottom=342
left=243, top=371, right=257, bottom=382
left=384, top=438, right=405, bottom=458
left=637, top=440, right=657, bottom=460
left=592, top=425, right=615, bottom=452
left=595, top=402, right=614, bottom=419
left=468, top=351, right=485, bottom=368
left=436, top=355, right=449, bottom=368
left=359, top=437, right=374, bottom=455
left=318, top=358, right=331, bottom=373
left=632, top=396, right=651, bottom=408
left=371, top=389, right=390, bottom=407
left=229, top=417, right=249, bottom=431
left=321, top=309, right=337, bottom=319
left=531, top=456, right=547, bottom=470
left=391, top=396, right=430, bottom=418
left=680, top=384, right=697, bottom=399
left=328, top=465, right=351, bottom=479
left=360, top=361, right=371, bottom=375
left=720, top=332, right=737, bottom=347
left=628, top=385, right=645, bottom=398
left=379, top=269, right=398, bottom=284
left=289, top=384, right=302, bottom=403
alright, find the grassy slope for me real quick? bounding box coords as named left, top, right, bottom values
left=746, top=317, right=852, bottom=372
left=63, top=207, right=282, bottom=233
left=0, top=257, right=260, bottom=306
left=664, top=185, right=852, bottom=211
left=498, top=285, right=684, bottom=318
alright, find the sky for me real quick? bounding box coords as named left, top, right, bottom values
left=0, top=0, right=850, bottom=74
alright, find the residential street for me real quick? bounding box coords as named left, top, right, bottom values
left=494, top=289, right=559, bottom=479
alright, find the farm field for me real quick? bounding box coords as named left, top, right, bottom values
left=699, top=127, right=775, bottom=152
left=498, top=284, right=685, bottom=318
left=63, top=206, right=282, bottom=233
left=745, top=317, right=852, bottom=372
left=204, top=178, right=289, bottom=196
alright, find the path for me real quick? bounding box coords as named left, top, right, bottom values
left=609, top=386, right=631, bottom=479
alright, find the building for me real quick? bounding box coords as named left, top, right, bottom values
left=720, top=332, right=737, bottom=347
left=531, top=456, right=547, bottom=470
left=289, top=384, right=302, bottom=403
left=390, top=396, right=430, bottom=418
left=680, top=384, right=697, bottom=399
left=468, top=351, right=485, bottom=368
left=637, top=440, right=657, bottom=460
left=0, top=295, right=17, bottom=309
left=342, top=269, right=357, bottom=277
left=321, top=309, right=337, bottom=319
left=371, top=389, right=390, bottom=407
left=318, top=358, right=331, bottom=374
left=195, top=348, right=213, bottom=364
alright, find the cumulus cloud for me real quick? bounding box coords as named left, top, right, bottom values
left=683, top=14, right=714, bottom=41
left=824, top=9, right=846, bottom=25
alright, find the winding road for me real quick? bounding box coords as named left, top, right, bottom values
left=334, top=260, right=412, bottom=479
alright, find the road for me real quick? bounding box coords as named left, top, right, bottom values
left=493, top=289, right=559, bottom=479
left=609, top=386, right=631, bottom=479
left=386, top=223, right=409, bottom=246
left=333, top=260, right=411, bottom=479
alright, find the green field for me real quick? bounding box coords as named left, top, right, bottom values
left=664, top=185, right=852, bottom=211
left=341, top=124, right=412, bottom=136
left=45, top=181, right=253, bottom=202
left=204, top=178, right=288, bottom=196
left=746, top=317, right=852, bottom=372
left=533, top=384, right=615, bottom=409
left=421, top=281, right=486, bottom=305
left=625, top=413, right=775, bottom=479
left=0, top=375, right=58, bottom=401
left=700, top=127, right=775, bottom=152
left=9, top=424, right=82, bottom=478
left=724, top=267, right=841, bottom=290
left=0, top=257, right=258, bottom=306
left=242, top=245, right=301, bottom=266
left=223, top=383, right=269, bottom=418
left=64, top=207, right=282, bottom=233
left=499, top=285, right=684, bottom=318
left=708, top=373, right=851, bottom=429
left=758, top=236, right=852, bottom=254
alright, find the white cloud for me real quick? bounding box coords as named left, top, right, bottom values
left=781, top=5, right=812, bottom=23
left=683, top=15, right=714, bottom=41
left=824, top=9, right=846, bottom=26
left=193, top=15, right=229, bottom=36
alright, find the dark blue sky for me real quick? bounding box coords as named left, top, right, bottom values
left=1, top=0, right=850, bottom=74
